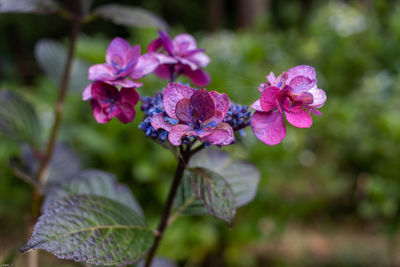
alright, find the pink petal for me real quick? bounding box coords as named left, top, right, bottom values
left=150, top=52, right=177, bottom=64
left=148, top=38, right=162, bottom=52
left=307, top=87, right=326, bottom=108
left=91, top=82, right=118, bottom=108
left=260, top=86, right=281, bottom=112
left=308, top=108, right=322, bottom=116
left=90, top=100, right=109, bottom=124
left=286, top=65, right=316, bottom=84
left=130, top=53, right=159, bottom=79
left=175, top=98, right=193, bottom=123
left=120, top=88, right=139, bottom=107
left=168, top=124, right=193, bottom=146
left=88, top=64, right=115, bottom=81
left=258, top=83, right=266, bottom=93
left=163, top=83, right=196, bottom=119
left=82, top=84, right=92, bottom=101
left=121, top=45, right=140, bottom=73
left=284, top=107, right=312, bottom=128
left=190, top=89, right=215, bottom=122
left=173, top=34, right=197, bottom=52
left=116, top=103, right=136, bottom=124
left=108, top=78, right=142, bottom=88
left=187, top=52, right=210, bottom=68
left=291, top=91, right=314, bottom=105
left=150, top=113, right=174, bottom=132
left=250, top=111, right=286, bottom=145
left=105, top=37, right=131, bottom=66
left=177, top=57, right=198, bottom=71
left=209, top=91, right=229, bottom=117
left=288, top=76, right=317, bottom=92
left=266, top=72, right=276, bottom=84
left=183, top=68, right=211, bottom=87
left=202, top=122, right=234, bottom=146
left=250, top=99, right=263, bottom=111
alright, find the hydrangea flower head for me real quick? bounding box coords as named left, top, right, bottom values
left=85, top=82, right=139, bottom=124
left=251, top=65, right=327, bottom=145
left=150, top=83, right=233, bottom=146
left=148, top=31, right=211, bottom=86
left=88, top=37, right=159, bottom=87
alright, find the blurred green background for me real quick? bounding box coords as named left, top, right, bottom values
left=2, top=0, right=400, bottom=266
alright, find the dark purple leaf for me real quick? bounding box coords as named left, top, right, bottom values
left=21, top=195, right=153, bottom=266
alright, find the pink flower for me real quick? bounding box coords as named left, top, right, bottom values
left=250, top=65, right=327, bottom=145
left=150, top=83, right=233, bottom=146
left=88, top=37, right=159, bottom=88
left=85, top=82, right=139, bottom=124
left=148, top=31, right=211, bottom=86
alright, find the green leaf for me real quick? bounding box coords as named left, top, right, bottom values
left=0, top=90, right=41, bottom=147
left=0, top=0, right=58, bottom=14
left=21, top=195, right=154, bottom=266
left=42, top=169, right=143, bottom=217
left=173, top=148, right=260, bottom=219
left=188, top=167, right=236, bottom=223
left=94, top=4, right=168, bottom=30
left=35, top=39, right=91, bottom=93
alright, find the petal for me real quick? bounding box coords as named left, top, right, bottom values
left=286, top=65, right=316, bottom=83
left=90, top=100, right=109, bottom=124
left=209, top=91, right=229, bottom=117
left=150, top=52, right=177, bottom=64
left=159, top=31, right=174, bottom=55
left=82, top=84, right=92, bottom=101
left=121, top=45, right=140, bottom=73
left=108, top=78, right=142, bottom=88
left=177, top=56, right=199, bottom=71
left=154, top=64, right=173, bottom=81
left=91, top=82, right=118, bottom=108
left=148, top=38, right=162, bottom=52
left=260, top=86, right=281, bottom=111
left=175, top=98, right=193, bottom=123
left=151, top=113, right=174, bottom=132
left=163, top=83, right=196, bottom=119
left=258, top=83, right=266, bottom=93
left=266, top=72, right=276, bottom=84
left=250, top=99, right=263, bottom=111
left=116, top=103, right=136, bottom=124
left=88, top=64, right=115, bottom=81
left=291, top=91, right=314, bottom=105
left=307, top=87, right=326, bottom=108
left=173, top=33, right=197, bottom=52
left=202, top=122, right=234, bottom=146
left=288, top=76, right=317, bottom=92
left=183, top=68, right=211, bottom=87
left=250, top=111, right=286, bottom=145
left=168, top=124, right=193, bottom=146
left=120, top=87, right=139, bottom=107
left=284, top=108, right=312, bottom=128
left=187, top=52, right=210, bottom=67
left=130, top=53, right=159, bottom=79
left=190, top=89, right=215, bottom=122
left=105, top=37, right=131, bottom=66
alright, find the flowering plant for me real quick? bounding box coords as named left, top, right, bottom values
left=0, top=4, right=326, bottom=265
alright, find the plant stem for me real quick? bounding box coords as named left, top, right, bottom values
left=35, top=2, right=81, bottom=185
left=144, top=144, right=192, bottom=267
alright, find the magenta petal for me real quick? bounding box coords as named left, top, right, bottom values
left=148, top=38, right=162, bottom=52
left=116, top=103, right=135, bottom=124
left=150, top=52, right=177, bottom=64
left=90, top=100, right=109, bottom=124
left=190, top=89, right=215, bottom=122
left=109, top=78, right=142, bottom=88
left=288, top=76, right=317, bottom=92
left=168, top=124, right=192, bottom=146
left=154, top=64, right=172, bottom=81
left=163, top=83, right=196, bottom=119
left=159, top=31, right=174, bottom=55
left=309, top=108, right=322, bottom=116
left=286, top=65, right=316, bottom=83
left=122, top=45, right=141, bottom=72
left=88, top=64, right=115, bottom=81
left=284, top=108, right=312, bottom=128
left=175, top=98, right=193, bottom=123
left=150, top=113, right=174, bottom=132
left=91, top=82, right=119, bottom=108
left=250, top=99, right=263, bottom=111
left=82, top=84, right=92, bottom=101
left=250, top=111, right=286, bottom=145
left=174, top=34, right=197, bottom=52
left=291, top=92, right=314, bottom=105
left=183, top=68, right=211, bottom=87
left=209, top=91, right=229, bottom=117
left=120, top=88, right=139, bottom=107
left=187, top=52, right=210, bottom=68
left=203, top=122, right=234, bottom=146
left=105, top=37, right=131, bottom=66
left=260, top=86, right=281, bottom=112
